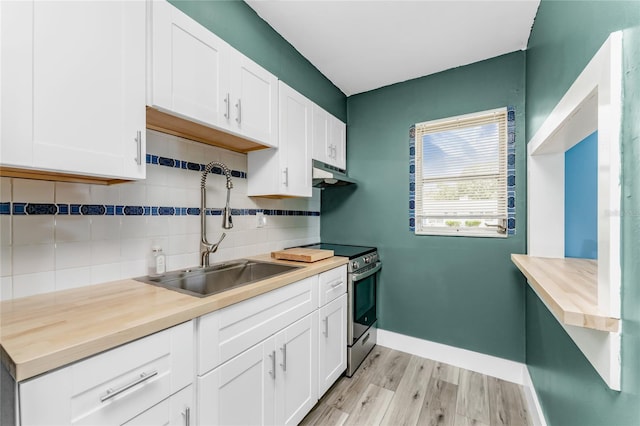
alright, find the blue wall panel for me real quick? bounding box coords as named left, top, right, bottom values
left=565, top=131, right=598, bottom=259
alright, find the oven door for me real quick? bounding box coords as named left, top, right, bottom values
left=348, top=262, right=381, bottom=346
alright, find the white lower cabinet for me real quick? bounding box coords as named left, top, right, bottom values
left=18, top=321, right=194, bottom=426
left=198, top=337, right=276, bottom=426
left=198, top=313, right=317, bottom=426
left=275, top=312, right=318, bottom=426
left=318, top=294, right=348, bottom=397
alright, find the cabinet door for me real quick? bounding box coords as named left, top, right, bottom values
left=229, top=52, right=279, bottom=147
left=318, top=294, right=348, bottom=397
left=278, top=81, right=312, bottom=197
left=150, top=0, right=229, bottom=130
left=328, top=115, right=347, bottom=170
left=123, top=385, right=193, bottom=426
left=312, top=104, right=329, bottom=164
left=1, top=1, right=145, bottom=180
left=275, top=313, right=318, bottom=426
left=198, top=337, right=276, bottom=426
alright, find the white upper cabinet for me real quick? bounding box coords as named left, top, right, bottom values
left=0, top=0, right=146, bottom=180
left=328, top=114, right=347, bottom=169
left=247, top=81, right=312, bottom=197
left=311, top=104, right=346, bottom=170
left=149, top=0, right=228, bottom=130
left=227, top=51, right=279, bottom=147
left=148, top=1, right=278, bottom=148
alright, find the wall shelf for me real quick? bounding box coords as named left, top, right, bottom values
left=511, top=254, right=619, bottom=332
left=522, top=31, right=622, bottom=390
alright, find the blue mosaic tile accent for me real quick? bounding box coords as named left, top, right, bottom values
left=187, top=162, right=201, bottom=171
left=124, top=206, right=144, bottom=216
left=408, top=125, right=416, bottom=231
left=26, top=203, right=57, bottom=215
left=80, top=204, right=106, bottom=215
left=409, top=107, right=516, bottom=235
left=5, top=202, right=320, bottom=218
left=158, top=157, right=175, bottom=167
left=0, top=202, right=10, bottom=215
left=12, top=203, right=26, bottom=215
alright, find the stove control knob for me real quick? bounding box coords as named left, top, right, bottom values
left=364, top=256, right=370, bottom=264
left=351, top=261, right=359, bottom=269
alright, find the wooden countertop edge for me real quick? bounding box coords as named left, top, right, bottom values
left=511, top=254, right=620, bottom=333
left=1, top=255, right=349, bottom=382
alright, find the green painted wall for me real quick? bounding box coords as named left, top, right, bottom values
left=322, top=52, right=527, bottom=362
left=526, top=1, right=640, bottom=425
left=168, top=0, right=346, bottom=121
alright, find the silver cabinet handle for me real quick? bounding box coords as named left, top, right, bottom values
left=134, top=130, right=142, bottom=165
left=330, top=280, right=343, bottom=288
left=269, top=350, right=276, bottom=379
left=323, top=317, right=329, bottom=337
left=100, top=370, right=158, bottom=402
left=280, top=344, right=287, bottom=372
left=283, top=168, right=289, bottom=186
left=224, top=93, right=230, bottom=119
left=183, top=407, right=191, bottom=426
left=235, top=98, right=242, bottom=124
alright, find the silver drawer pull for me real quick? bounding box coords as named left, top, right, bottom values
left=330, top=280, right=343, bottom=288
left=134, top=130, right=142, bottom=165
left=100, top=370, right=158, bottom=402
left=269, top=350, right=276, bottom=379
left=280, top=344, right=287, bottom=372
left=183, top=407, right=191, bottom=426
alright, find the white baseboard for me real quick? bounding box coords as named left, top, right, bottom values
left=377, top=329, right=546, bottom=426
left=522, top=365, right=548, bottom=426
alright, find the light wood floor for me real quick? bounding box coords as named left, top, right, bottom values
left=301, top=346, right=532, bottom=426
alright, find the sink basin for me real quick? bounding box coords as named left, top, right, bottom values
left=135, top=259, right=302, bottom=297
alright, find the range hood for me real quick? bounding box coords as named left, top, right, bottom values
left=312, top=160, right=356, bottom=188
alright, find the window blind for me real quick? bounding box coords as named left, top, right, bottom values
left=414, top=107, right=508, bottom=236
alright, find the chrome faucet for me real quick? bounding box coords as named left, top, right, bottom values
left=200, top=161, right=233, bottom=267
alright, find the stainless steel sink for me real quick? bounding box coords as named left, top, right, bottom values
left=135, top=259, right=302, bottom=297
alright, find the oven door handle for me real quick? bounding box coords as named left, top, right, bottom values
left=351, top=262, right=382, bottom=282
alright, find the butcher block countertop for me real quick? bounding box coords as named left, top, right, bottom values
left=0, top=254, right=348, bottom=382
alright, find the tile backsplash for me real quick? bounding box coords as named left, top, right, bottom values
left=0, top=130, right=321, bottom=300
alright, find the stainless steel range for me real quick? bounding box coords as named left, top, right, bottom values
left=303, top=243, right=381, bottom=376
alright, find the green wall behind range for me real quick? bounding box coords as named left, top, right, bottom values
left=525, top=1, right=640, bottom=425
left=168, top=0, right=346, bottom=121
left=322, top=52, right=527, bottom=362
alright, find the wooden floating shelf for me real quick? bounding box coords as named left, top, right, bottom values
left=146, top=106, right=270, bottom=153
left=511, top=254, right=620, bottom=333
left=0, top=166, right=128, bottom=185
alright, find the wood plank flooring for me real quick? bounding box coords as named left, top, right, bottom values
left=301, top=346, right=532, bottom=426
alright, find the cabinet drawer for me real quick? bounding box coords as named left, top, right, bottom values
left=198, top=276, right=318, bottom=375
left=19, top=321, right=194, bottom=426
left=318, top=265, right=347, bottom=306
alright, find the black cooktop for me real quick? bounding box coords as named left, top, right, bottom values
left=302, top=243, right=377, bottom=259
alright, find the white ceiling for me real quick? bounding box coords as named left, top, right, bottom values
left=245, top=1, right=540, bottom=96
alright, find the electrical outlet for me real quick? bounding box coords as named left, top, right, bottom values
left=256, top=212, right=266, bottom=228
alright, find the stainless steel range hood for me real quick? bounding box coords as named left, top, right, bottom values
left=312, top=160, right=356, bottom=188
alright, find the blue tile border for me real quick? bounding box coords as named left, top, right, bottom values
left=146, top=153, right=248, bottom=179
left=409, top=106, right=516, bottom=235
left=3, top=203, right=320, bottom=218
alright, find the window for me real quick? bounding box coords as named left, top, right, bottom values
left=412, top=107, right=510, bottom=237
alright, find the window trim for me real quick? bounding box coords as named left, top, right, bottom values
left=408, top=106, right=516, bottom=237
